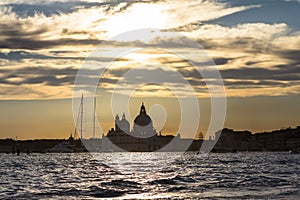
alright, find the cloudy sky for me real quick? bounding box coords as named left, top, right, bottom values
left=0, top=0, right=300, bottom=139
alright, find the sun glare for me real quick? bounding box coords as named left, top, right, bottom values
left=104, top=3, right=166, bottom=37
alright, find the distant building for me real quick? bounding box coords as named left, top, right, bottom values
left=214, top=128, right=252, bottom=152
left=285, top=126, right=300, bottom=151
left=213, top=126, right=300, bottom=152
left=252, top=127, right=299, bottom=151
left=102, top=103, right=185, bottom=152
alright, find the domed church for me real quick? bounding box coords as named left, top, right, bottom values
left=132, top=103, right=156, bottom=137
left=107, top=103, right=156, bottom=137
left=104, top=102, right=180, bottom=152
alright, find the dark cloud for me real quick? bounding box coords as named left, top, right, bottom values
left=0, top=50, right=129, bottom=62
left=274, top=49, right=300, bottom=65
left=224, top=80, right=289, bottom=88
left=174, top=64, right=300, bottom=83
left=24, top=75, right=74, bottom=86
left=153, top=57, right=300, bottom=86
left=0, top=63, right=299, bottom=90
left=0, top=51, right=65, bottom=61
left=0, top=67, right=76, bottom=86
left=0, top=23, right=272, bottom=52
left=0, top=66, right=195, bottom=87
left=0, top=66, right=84, bottom=77
left=0, top=27, right=196, bottom=50
left=0, top=73, right=75, bottom=86
left=0, top=65, right=122, bottom=87
left=245, top=60, right=270, bottom=66
left=0, top=37, right=102, bottom=50
left=220, top=66, right=300, bottom=81
left=213, top=57, right=233, bottom=65
left=0, top=23, right=49, bottom=37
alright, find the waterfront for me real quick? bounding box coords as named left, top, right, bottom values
left=0, top=152, right=299, bottom=199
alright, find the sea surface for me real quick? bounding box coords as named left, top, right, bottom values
left=0, top=152, right=299, bottom=199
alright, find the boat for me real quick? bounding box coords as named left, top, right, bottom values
left=47, top=94, right=88, bottom=153
left=46, top=133, right=87, bottom=153
left=47, top=141, right=75, bottom=153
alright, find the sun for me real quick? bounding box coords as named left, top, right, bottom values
left=103, top=3, right=166, bottom=37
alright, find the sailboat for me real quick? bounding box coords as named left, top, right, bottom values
left=47, top=94, right=88, bottom=153
left=46, top=138, right=75, bottom=153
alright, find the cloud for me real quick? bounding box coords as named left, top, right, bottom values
left=0, top=30, right=102, bottom=50
left=0, top=0, right=263, bottom=50
left=213, top=57, right=233, bottom=65
left=0, top=4, right=109, bottom=50
left=0, top=83, right=73, bottom=99
left=160, top=0, right=261, bottom=29
left=0, top=58, right=299, bottom=99
left=204, top=23, right=286, bottom=39
left=0, top=0, right=149, bottom=17
left=220, top=66, right=300, bottom=81
left=275, top=49, right=300, bottom=65
left=1, top=1, right=109, bottom=17
left=0, top=50, right=85, bottom=61
left=0, top=0, right=300, bottom=99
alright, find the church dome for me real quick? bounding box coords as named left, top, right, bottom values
left=120, top=113, right=130, bottom=127
left=134, top=103, right=152, bottom=127
left=115, top=113, right=130, bottom=133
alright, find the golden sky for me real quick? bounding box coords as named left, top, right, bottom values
left=0, top=0, right=300, bottom=139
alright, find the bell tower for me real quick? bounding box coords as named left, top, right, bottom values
left=140, top=102, right=146, bottom=114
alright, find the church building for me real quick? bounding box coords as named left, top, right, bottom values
left=103, top=103, right=179, bottom=152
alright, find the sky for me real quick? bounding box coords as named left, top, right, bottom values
left=0, top=0, right=300, bottom=139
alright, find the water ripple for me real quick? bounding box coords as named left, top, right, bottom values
left=0, top=152, right=299, bottom=199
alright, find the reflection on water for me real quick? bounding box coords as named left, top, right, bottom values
left=0, top=152, right=299, bottom=199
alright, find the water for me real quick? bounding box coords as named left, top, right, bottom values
left=0, top=152, right=299, bottom=199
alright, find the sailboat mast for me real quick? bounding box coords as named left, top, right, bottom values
left=80, top=94, right=83, bottom=140
left=93, top=95, right=96, bottom=138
